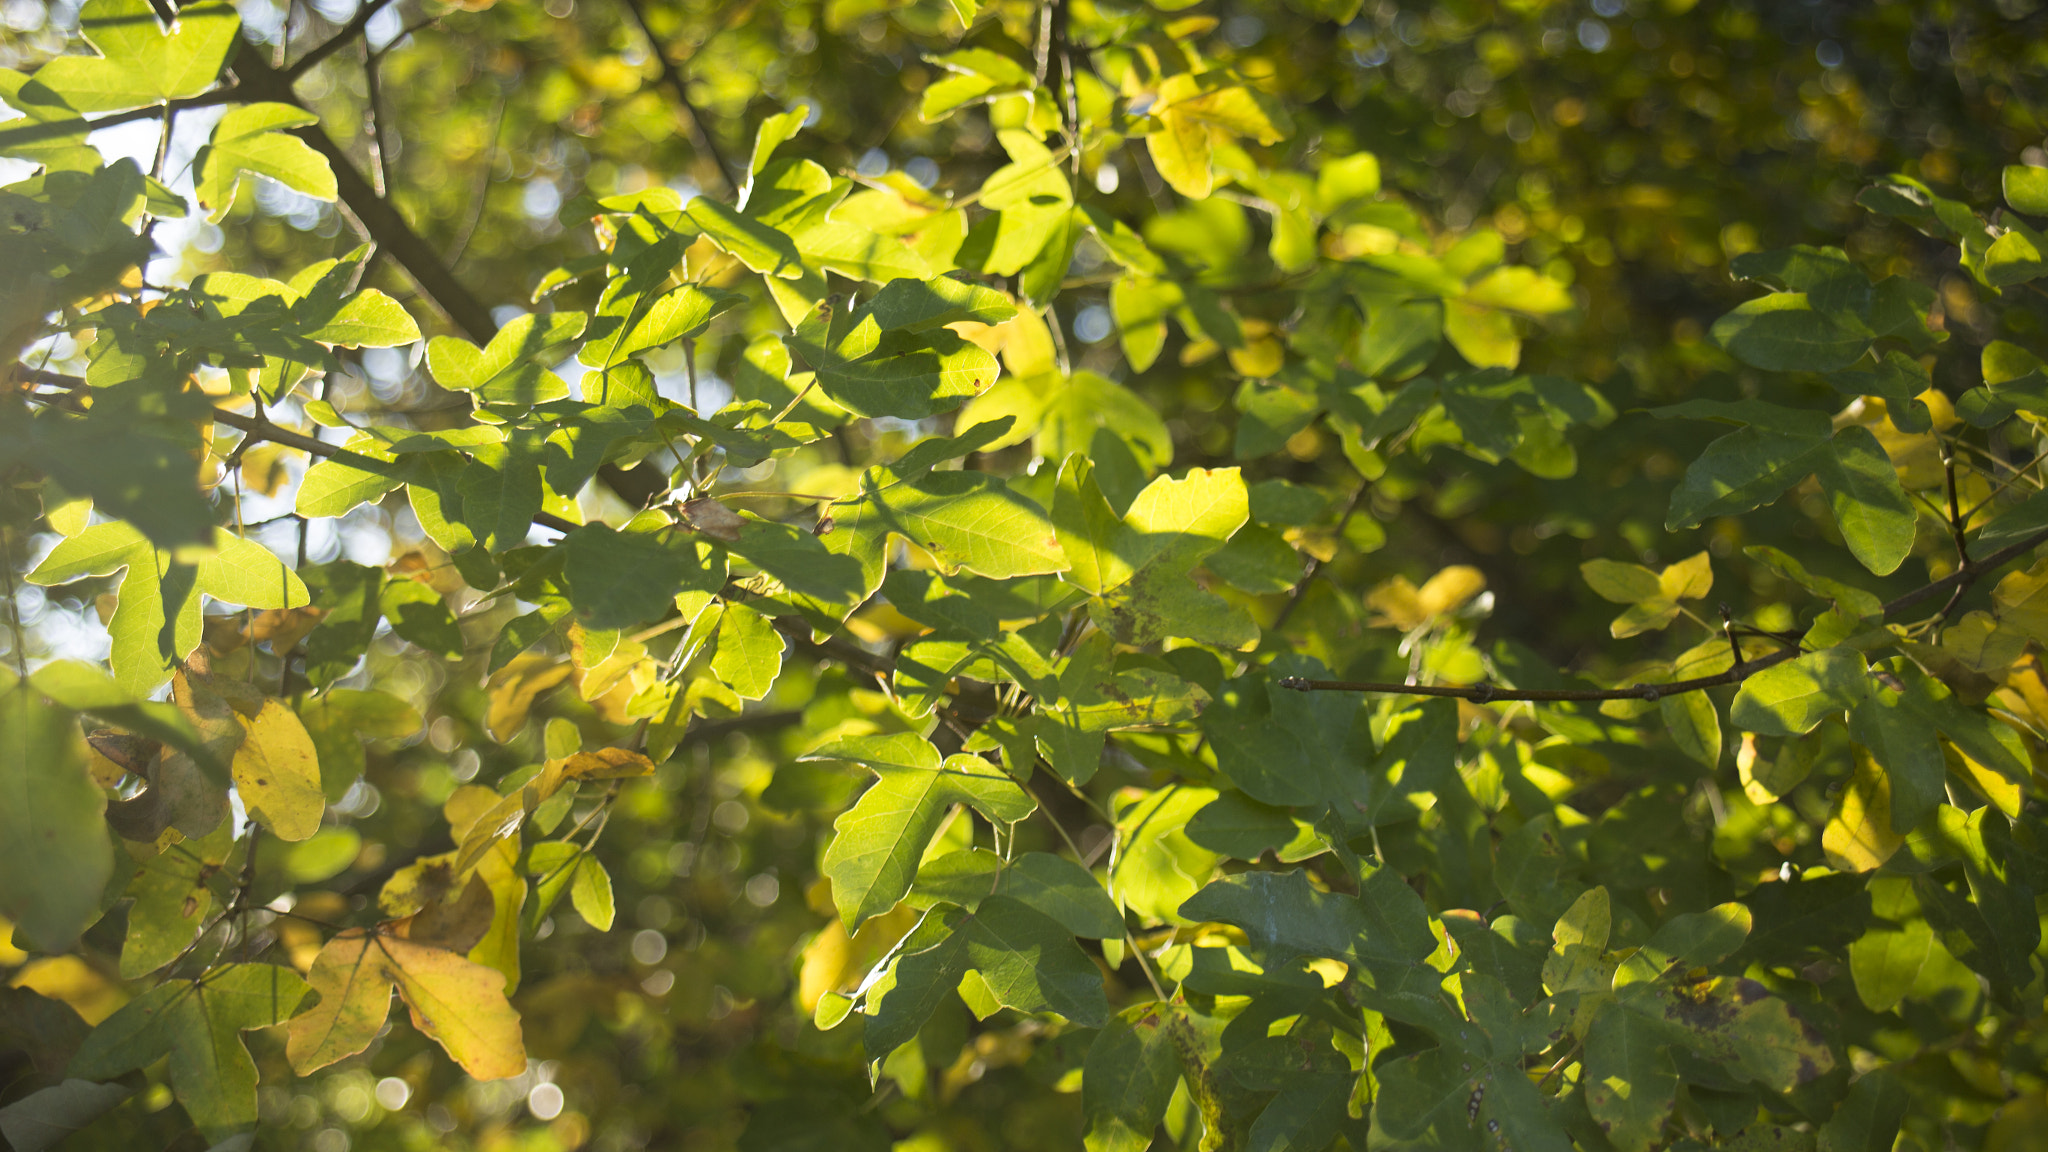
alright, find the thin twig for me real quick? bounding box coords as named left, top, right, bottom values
left=617, top=0, right=739, bottom=191
left=20, top=370, right=581, bottom=534
left=284, top=0, right=397, bottom=78
left=1281, top=521, right=2048, bottom=702
left=445, top=83, right=510, bottom=268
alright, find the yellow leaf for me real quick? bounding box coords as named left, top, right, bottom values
left=1944, top=612, right=2028, bottom=675
left=1946, top=742, right=2022, bottom=818
left=1443, top=299, right=1520, bottom=369
left=455, top=763, right=568, bottom=875
left=1417, top=566, right=1487, bottom=618
left=485, top=655, right=573, bottom=743
left=233, top=699, right=324, bottom=841
left=564, top=747, right=656, bottom=780
left=1364, top=576, right=1426, bottom=630
left=443, top=784, right=500, bottom=842
left=465, top=841, right=527, bottom=994
left=10, top=955, right=126, bottom=1024
left=1823, top=750, right=1902, bottom=872
left=1993, top=557, right=2048, bottom=644
left=1657, top=551, right=1714, bottom=601
left=288, top=929, right=526, bottom=1081
left=1147, top=76, right=1214, bottom=200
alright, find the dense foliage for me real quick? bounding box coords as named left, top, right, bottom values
left=6, top=1, right=2048, bottom=1150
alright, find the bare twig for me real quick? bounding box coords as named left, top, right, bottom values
left=1281, top=522, right=2048, bottom=702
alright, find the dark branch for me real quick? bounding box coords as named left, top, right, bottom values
left=0, top=88, right=239, bottom=148
left=283, top=0, right=398, bottom=79
left=616, top=0, right=739, bottom=192
left=230, top=43, right=502, bottom=344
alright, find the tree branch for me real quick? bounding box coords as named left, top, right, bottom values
left=18, top=369, right=577, bottom=534
left=230, top=43, right=502, bottom=344
left=616, top=0, right=739, bottom=192
left=1281, top=523, right=2048, bottom=702
left=0, top=88, right=239, bottom=149
left=283, top=0, right=398, bottom=79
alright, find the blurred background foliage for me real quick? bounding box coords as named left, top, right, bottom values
left=6, top=0, right=2048, bottom=1149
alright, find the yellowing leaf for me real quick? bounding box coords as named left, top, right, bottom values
left=1824, top=750, right=1902, bottom=872
left=232, top=699, right=323, bottom=841
left=485, top=655, right=573, bottom=743
left=287, top=929, right=525, bottom=1081
left=1367, top=565, right=1486, bottom=630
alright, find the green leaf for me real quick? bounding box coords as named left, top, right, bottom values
left=28, top=380, right=216, bottom=548
left=581, top=284, right=738, bottom=370
left=2005, top=164, right=2048, bottom=217
left=1848, top=683, right=1944, bottom=832
left=1817, top=1069, right=1908, bottom=1152
left=1847, top=877, right=1929, bottom=1013
left=1583, top=1000, right=1678, bottom=1152
left=711, top=600, right=784, bottom=700
left=28, top=524, right=309, bottom=695
left=0, top=685, right=113, bottom=951
left=1083, top=1003, right=1182, bottom=1152
left=1817, top=425, right=1915, bottom=575
left=804, top=734, right=1036, bottom=928
left=798, top=322, right=1001, bottom=419
left=69, top=964, right=310, bottom=1142
left=851, top=465, right=1067, bottom=579
left=1027, top=633, right=1207, bottom=785
left=911, top=850, right=1123, bottom=938
left=1663, top=425, right=1830, bottom=531
left=1710, top=293, right=1871, bottom=372
left=1073, top=466, right=1259, bottom=651
left=861, top=896, right=1108, bottom=1063
left=570, top=856, right=615, bottom=931
left=1198, top=654, right=1362, bottom=810
left=685, top=195, right=804, bottom=278
left=295, top=438, right=414, bottom=519
left=300, top=287, right=420, bottom=348
left=26, top=659, right=205, bottom=763
left=1245, top=1072, right=1357, bottom=1152
left=120, top=820, right=235, bottom=977
left=1744, top=544, right=1883, bottom=618
left=31, top=0, right=239, bottom=112
left=0, top=1078, right=134, bottom=1151
left=1109, top=785, right=1221, bottom=924
left=1660, top=690, right=1721, bottom=767
left=378, top=577, right=464, bottom=660
left=1731, top=649, right=1868, bottom=737
left=560, top=524, right=725, bottom=630
left=1179, top=865, right=1436, bottom=967
left=1729, top=245, right=1872, bottom=314
left=430, top=313, right=587, bottom=405
left=1621, top=975, right=1832, bottom=1092
left=456, top=434, right=550, bottom=552
left=195, top=103, right=335, bottom=223
left=742, top=108, right=808, bottom=187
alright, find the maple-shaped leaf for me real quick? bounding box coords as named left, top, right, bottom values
left=27, top=523, right=311, bottom=695
left=803, top=734, right=1036, bottom=929
left=69, top=964, right=309, bottom=1143
left=1054, top=456, right=1258, bottom=650
left=1025, top=632, right=1208, bottom=785
left=286, top=929, right=526, bottom=1081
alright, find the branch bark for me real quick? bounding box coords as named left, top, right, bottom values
left=229, top=43, right=502, bottom=344
left=616, top=0, right=739, bottom=192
